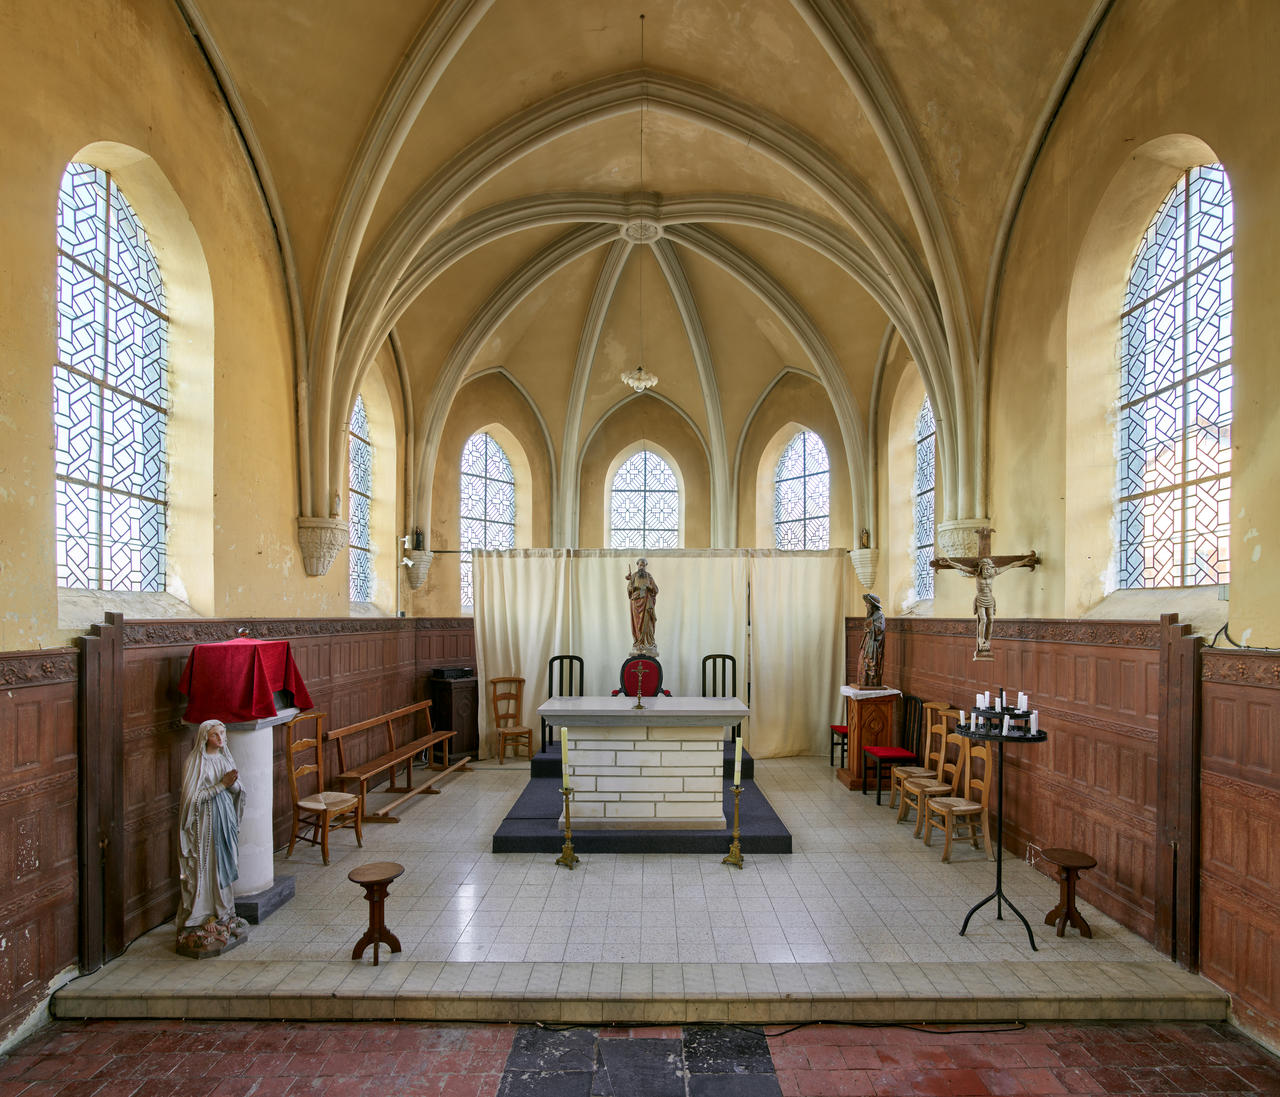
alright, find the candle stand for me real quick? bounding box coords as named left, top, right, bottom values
left=555, top=784, right=580, bottom=869
left=958, top=703, right=1046, bottom=950
left=722, top=785, right=744, bottom=868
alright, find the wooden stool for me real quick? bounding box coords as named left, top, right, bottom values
left=348, top=861, right=404, bottom=964
left=1042, top=848, right=1097, bottom=938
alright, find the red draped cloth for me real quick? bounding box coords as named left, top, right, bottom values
left=179, top=638, right=313, bottom=724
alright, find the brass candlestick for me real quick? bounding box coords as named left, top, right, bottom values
left=555, top=784, right=580, bottom=869
left=722, top=785, right=744, bottom=869
left=632, top=662, right=646, bottom=709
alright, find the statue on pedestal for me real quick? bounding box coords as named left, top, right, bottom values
left=176, top=719, right=249, bottom=956
left=626, top=558, right=659, bottom=657
left=858, top=593, right=886, bottom=688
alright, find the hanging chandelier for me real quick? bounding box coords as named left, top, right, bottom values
left=621, top=14, right=657, bottom=395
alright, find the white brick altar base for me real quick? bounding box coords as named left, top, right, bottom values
left=538, top=695, right=750, bottom=831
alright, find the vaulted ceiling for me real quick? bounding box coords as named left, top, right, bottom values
left=182, top=0, right=1105, bottom=542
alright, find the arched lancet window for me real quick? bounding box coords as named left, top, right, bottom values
left=460, top=431, right=515, bottom=610
left=1119, top=164, right=1233, bottom=588
left=609, top=450, right=679, bottom=550
left=914, top=397, right=936, bottom=598
left=774, top=429, right=829, bottom=550
left=54, top=163, right=169, bottom=591
left=348, top=394, right=373, bottom=602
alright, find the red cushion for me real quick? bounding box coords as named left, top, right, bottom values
left=863, top=746, right=915, bottom=761
left=830, top=725, right=848, bottom=738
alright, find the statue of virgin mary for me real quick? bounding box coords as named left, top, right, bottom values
left=176, top=719, right=248, bottom=951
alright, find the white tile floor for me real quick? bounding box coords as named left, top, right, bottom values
left=230, top=754, right=1157, bottom=966
left=52, top=755, right=1226, bottom=1024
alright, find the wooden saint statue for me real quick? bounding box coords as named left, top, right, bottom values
left=931, top=528, right=1038, bottom=661
left=626, top=558, right=659, bottom=658
left=858, top=592, right=886, bottom=687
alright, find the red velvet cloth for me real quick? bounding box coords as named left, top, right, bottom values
left=179, top=638, right=313, bottom=724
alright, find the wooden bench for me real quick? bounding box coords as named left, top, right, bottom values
left=327, top=700, right=470, bottom=823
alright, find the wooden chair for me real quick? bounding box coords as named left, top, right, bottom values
left=889, top=712, right=945, bottom=808
left=702, top=653, right=741, bottom=739
left=285, top=711, right=362, bottom=865
left=897, top=727, right=966, bottom=837
left=923, top=739, right=995, bottom=863
left=541, top=655, right=584, bottom=754
left=490, top=676, right=533, bottom=764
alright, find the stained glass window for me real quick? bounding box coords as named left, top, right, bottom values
left=1118, top=164, right=1233, bottom=588
left=774, top=430, right=829, bottom=550
left=914, top=397, right=936, bottom=599
left=54, top=163, right=169, bottom=591
left=460, top=432, right=515, bottom=610
left=348, top=394, right=373, bottom=602
left=609, top=451, right=679, bottom=550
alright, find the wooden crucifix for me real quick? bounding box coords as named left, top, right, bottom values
left=930, top=527, right=1039, bottom=661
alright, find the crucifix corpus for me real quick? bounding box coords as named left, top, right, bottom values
left=930, top=528, right=1039, bottom=661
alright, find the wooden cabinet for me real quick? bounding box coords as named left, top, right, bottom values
left=428, top=675, right=478, bottom=759
left=836, top=691, right=896, bottom=788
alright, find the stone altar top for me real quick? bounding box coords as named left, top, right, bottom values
left=537, top=694, right=749, bottom=727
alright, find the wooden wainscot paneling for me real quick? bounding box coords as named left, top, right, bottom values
left=109, top=616, right=474, bottom=944
left=0, top=648, right=79, bottom=1045
left=1200, top=648, right=1280, bottom=1046
left=880, top=617, right=1164, bottom=943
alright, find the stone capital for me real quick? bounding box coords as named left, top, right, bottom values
left=936, top=519, right=989, bottom=559
left=296, top=517, right=348, bottom=577
left=846, top=548, right=879, bottom=591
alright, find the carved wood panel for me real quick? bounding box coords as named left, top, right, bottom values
left=1200, top=651, right=1280, bottom=1044
left=0, top=652, right=79, bottom=1045
left=881, top=617, right=1162, bottom=942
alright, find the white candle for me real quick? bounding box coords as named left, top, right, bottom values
left=975, top=692, right=983, bottom=709
left=1002, top=714, right=1010, bottom=735
left=560, top=727, right=570, bottom=787
left=995, top=695, right=1003, bottom=712
left=1030, top=711, right=1039, bottom=734
left=733, top=737, right=743, bottom=787
left=1017, top=691, right=1028, bottom=712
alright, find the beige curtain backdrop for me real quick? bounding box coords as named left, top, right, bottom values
left=747, top=551, right=847, bottom=758
left=474, top=550, right=570, bottom=758
left=474, top=549, right=840, bottom=760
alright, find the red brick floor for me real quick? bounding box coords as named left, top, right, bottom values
left=2, top=1020, right=1278, bottom=1096
left=766, top=1020, right=1280, bottom=1097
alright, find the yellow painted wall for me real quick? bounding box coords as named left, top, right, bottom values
left=983, top=0, right=1280, bottom=639
left=419, top=372, right=553, bottom=617
left=0, top=0, right=323, bottom=649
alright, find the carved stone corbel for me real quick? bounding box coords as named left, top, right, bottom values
left=937, top=519, right=988, bottom=558
left=296, top=517, right=348, bottom=577
left=847, top=548, right=879, bottom=591
left=405, top=549, right=434, bottom=591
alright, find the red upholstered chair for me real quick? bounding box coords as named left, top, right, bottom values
left=862, top=693, right=924, bottom=804
left=611, top=656, right=671, bottom=698
left=830, top=722, right=848, bottom=767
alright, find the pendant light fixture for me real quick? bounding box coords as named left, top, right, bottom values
left=621, top=14, right=658, bottom=394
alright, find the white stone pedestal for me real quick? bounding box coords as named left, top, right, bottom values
left=222, top=709, right=295, bottom=895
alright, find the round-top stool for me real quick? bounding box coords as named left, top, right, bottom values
left=1042, top=848, right=1097, bottom=938
left=348, top=861, right=404, bottom=964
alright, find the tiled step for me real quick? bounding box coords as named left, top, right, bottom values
left=52, top=959, right=1227, bottom=1025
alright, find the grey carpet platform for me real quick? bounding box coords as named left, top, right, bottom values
left=493, top=744, right=789, bottom=854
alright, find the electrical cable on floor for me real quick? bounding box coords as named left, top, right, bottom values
left=533, top=1018, right=1027, bottom=1037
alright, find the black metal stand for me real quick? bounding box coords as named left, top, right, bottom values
left=959, top=714, right=1046, bottom=951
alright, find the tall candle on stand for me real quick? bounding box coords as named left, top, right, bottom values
left=560, top=727, right=569, bottom=788
left=733, top=737, right=743, bottom=787
left=1030, top=711, right=1039, bottom=734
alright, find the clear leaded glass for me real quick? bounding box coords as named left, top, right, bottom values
left=913, top=397, right=936, bottom=598
left=773, top=430, right=829, bottom=550
left=1118, top=164, right=1232, bottom=588
left=460, top=432, right=516, bottom=609
left=54, top=163, right=169, bottom=591
left=348, top=394, right=373, bottom=602
left=609, top=451, right=679, bottom=550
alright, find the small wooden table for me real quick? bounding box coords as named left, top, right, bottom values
left=1042, top=847, right=1097, bottom=938
left=348, top=861, right=404, bottom=964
